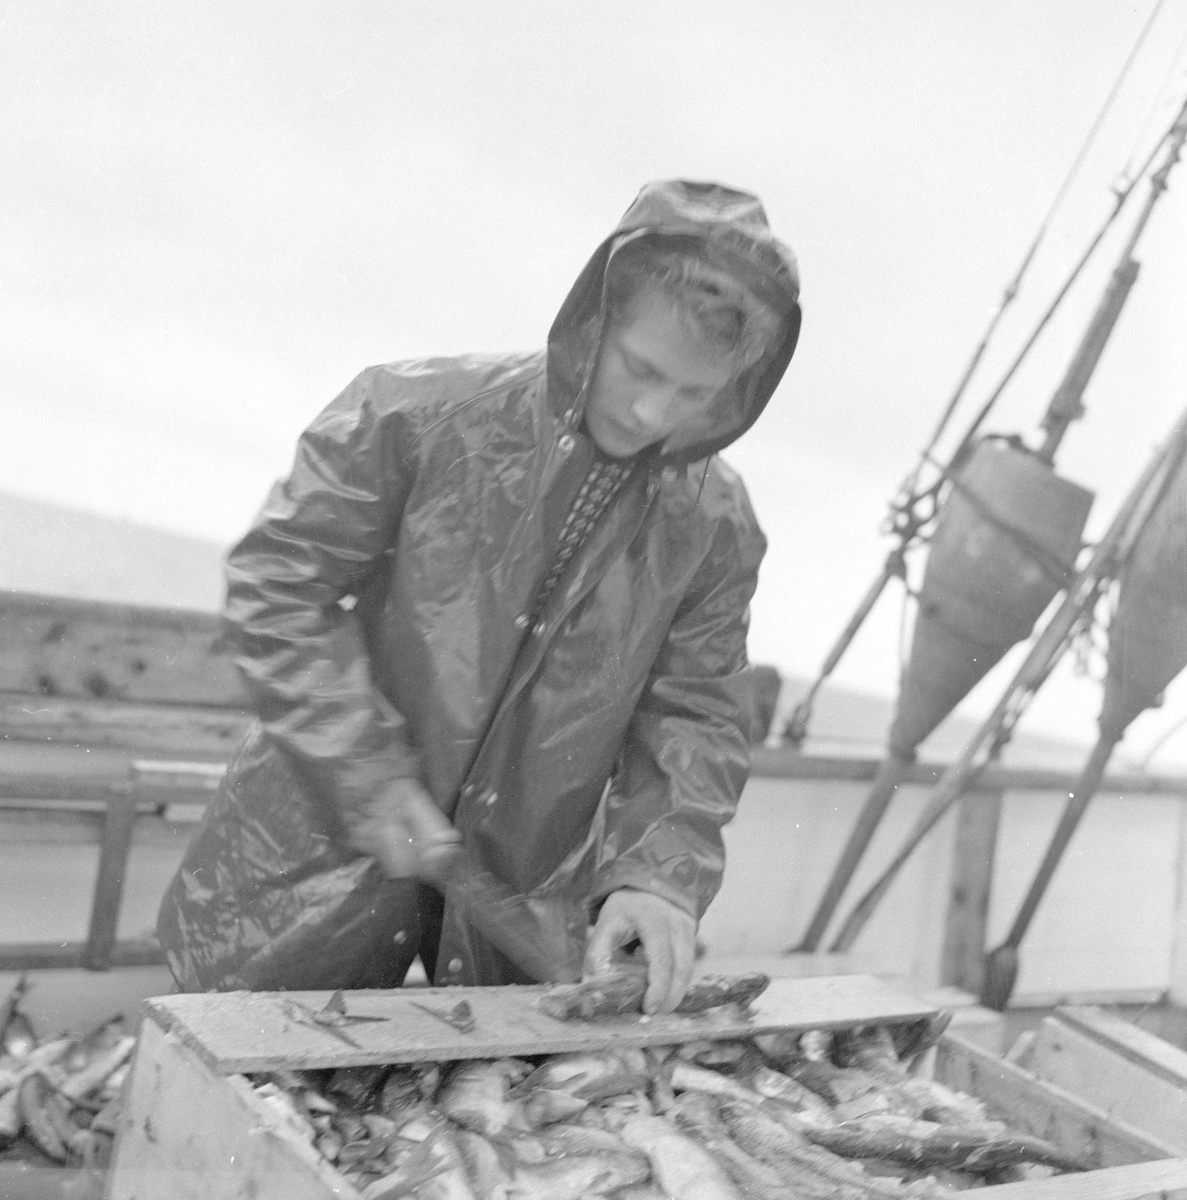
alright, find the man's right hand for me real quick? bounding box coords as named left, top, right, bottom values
left=349, top=778, right=460, bottom=879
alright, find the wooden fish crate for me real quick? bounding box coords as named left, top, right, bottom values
left=1019, top=1006, right=1187, bottom=1158
left=104, top=975, right=1187, bottom=1200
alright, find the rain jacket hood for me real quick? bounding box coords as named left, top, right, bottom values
left=157, top=180, right=801, bottom=993
left=549, top=179, right=802, bottom=465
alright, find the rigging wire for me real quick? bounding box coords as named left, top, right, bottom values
left=908, top=0, right=1169, bottom=474
left=1117, top=4, right=1187, bottom=188
left=897, top=101, right=1183, bottom=531
left=780, top=9, right=1187, bottom=748
left=951, top=94, right=1187, bottom=459
left=1137, top=711, right=1187, bottom=769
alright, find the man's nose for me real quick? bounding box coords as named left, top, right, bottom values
left=631, top=387, right=677, bottom=432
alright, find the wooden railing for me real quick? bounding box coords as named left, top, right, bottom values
left=3, top=589, right=1186, bottom=979
left=0, top=590, right=248, bottom=971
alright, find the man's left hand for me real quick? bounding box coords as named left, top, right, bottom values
left=583, top=888, right=696, bottom=1016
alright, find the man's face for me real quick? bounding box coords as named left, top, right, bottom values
left=584, top=285, right=734, bottom=459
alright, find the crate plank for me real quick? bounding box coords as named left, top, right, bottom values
left=146, top=973, right=938, bottom=1074
left=108, top=1018, right=355, bottom=1200
left=976, top=1157, right=1187, bottom=1199
left=937, top=1032, right=1181, bottom=1169
left=1031, top=1008, right=1187, bottom=1154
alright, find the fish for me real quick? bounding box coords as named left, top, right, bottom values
left=439, top=1060, right=533, bottom=1139
left=668, top=1060, right=768, bottom=1106
left=503, top=1151, right=651, bottom=1199
left=538, top=969, right=769, bottom=1021
left=521, top=1087, right=589, bottom=1126
left=831, top=1025, right=995, bottom=1129
left=803, top=1113, right=1088, bottom=1175
left=504, top=1134, right=549, bottom=1164
left=671, top=1092, right=800, bottom=1200
left=615, top=1110, right=744, bottom=1200
left=675, top=1039, right=753, bottom=1068
left=745, top=1065, right=837, bottom=1125
left=0, top=976, right=36, bottom=1061
left=516, top=1048, right=650, bottom=1097
left=514, top=1049, right=651, bottom=1124
left=535, top=1120, right=644, bottom=1161
left=328, top=1064, right=389, bottom=1110
left=363, top=1122, right=476, bottom=1200
left=382, top=1068, right=426, bottom=1121
left=716, top=1095, right=935, bottom=1200
left=455, top=1128, right=512, bottom=1200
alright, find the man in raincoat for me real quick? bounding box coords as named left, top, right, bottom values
left=158, top=180, right=802, bottom=1015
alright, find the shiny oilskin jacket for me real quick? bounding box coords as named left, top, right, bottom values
left=158, top=180, right=802, bottom=992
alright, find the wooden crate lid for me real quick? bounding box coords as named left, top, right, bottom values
left=145, top=973, right=938, bottom=1074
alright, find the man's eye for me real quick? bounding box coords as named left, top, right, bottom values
left=623, top=354, right=658, bottom=381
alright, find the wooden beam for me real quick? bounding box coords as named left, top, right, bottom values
left=0, top=693, right=250, bottom=755
left=750, top=746, right=1187, bottom=796
left=0, top=767, right=223, bottom=806
left=0, top=939, right=166, bottom=971
left=1168, top=799, right=1187, bottom=1006
left=0, top=589, right=248, bottom=706
left=83, top=788, right=140, bottom=969
left=940, top=788, right=1003, bottom=994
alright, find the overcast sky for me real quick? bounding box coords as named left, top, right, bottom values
left=4, top=1, right=1187, bottom=760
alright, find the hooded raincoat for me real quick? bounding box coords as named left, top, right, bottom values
left=158, top=180, right=802, bottom=992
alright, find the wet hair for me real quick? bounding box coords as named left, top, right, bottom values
left=604, top=241, right=780, bottom=368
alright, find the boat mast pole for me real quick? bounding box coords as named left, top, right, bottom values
left=1037, top=92, right=1187, bottom=464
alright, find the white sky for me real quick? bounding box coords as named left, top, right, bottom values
left=4, top=0, right=1187, bottom=761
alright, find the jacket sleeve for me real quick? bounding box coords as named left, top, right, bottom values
left=589, top=505, right=767, bottom=920
left=224, top=367, right=421, bottom=837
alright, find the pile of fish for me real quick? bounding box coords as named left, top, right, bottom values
left=248, top=1021, right=1086, bottom=1198
left=0, top=975, right=135, bottom=1168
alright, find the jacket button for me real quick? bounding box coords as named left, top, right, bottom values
left=460, top=783, right=476, bottom=800
left=647, top=479, right=659, bottom=497
left=447, top=957, right=463, bottom=974
left=558, top=433, right=576, bottom=454
left=662, top=466, right=678, bottom=483
left=533, top=620, right=546, bottom=637
left=514, top=614, right=530, bottom=630
left=485, top=791, right=498, bottom=807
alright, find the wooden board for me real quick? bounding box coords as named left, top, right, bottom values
left=0, top=693, right=249, bottom=755
left=936, top=1033, right=1182, bottom=1170
left=749, top=746, right=1187, bottom=795
left=145, top=973, right=938, bottom=1074
left=0, top=590, right=247, bottom=707
left=941, top=787, right=1003, bottom=995
left=1031, top=1008, right=1187, bottom=1155
left=0, top=937, right=165, bottom=971
left=976, top=1157, right=1187, bottom=1199
left=108, top=1018, right=356, bottom=1200
left=0, top=758, right=225, bottom=807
